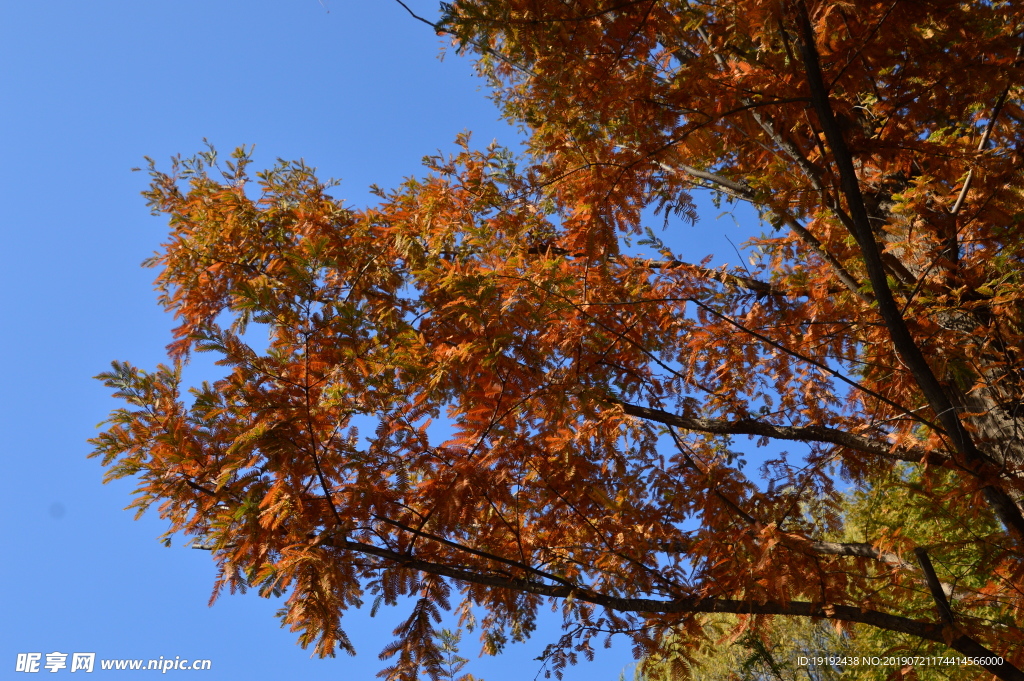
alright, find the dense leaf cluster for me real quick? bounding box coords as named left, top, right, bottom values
left=92, top=1, right=1024, bottom=679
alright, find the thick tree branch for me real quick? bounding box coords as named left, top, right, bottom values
left=615, top=399, right=941, bottom=464
left=672, top=161, right=756, bottom=198
left=793, top=1, right=1024, bottom=544
left=806, top=540, right=911, bottom=569
left=914, top=547, right=956, bottom=626
left=319, top=535, right=1023, bottom=680
left=625, top=256, right=780, bottom=296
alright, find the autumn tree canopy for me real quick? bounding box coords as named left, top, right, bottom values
left=91, top=1, right=1024, bottom=679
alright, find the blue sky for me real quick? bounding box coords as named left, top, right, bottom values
left=0, top=1, right=760, bottom=679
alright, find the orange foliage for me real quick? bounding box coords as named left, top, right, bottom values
left=92, top=2, right=1024, bottom=679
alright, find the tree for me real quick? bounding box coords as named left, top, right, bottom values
left=90, top=1, right=1024, bottom=679
left=640, top=483, right=998, bottom=681
left=637, top=613, right=851, bottom=681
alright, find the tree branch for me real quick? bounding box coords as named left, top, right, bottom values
left=914, top=547, right=956, bottom=626
left=648, top=146, right=872, bottom=303
left=614, top=399, right=942, bottom=464
left=524, top=246, right=781, bottom=296
left=793, top=1, right=1024, bottom=544
left=624, top=256, right=780, bottom=297
left=371, top=513, right=579, bottom=591
left=319, top=534, right=1023, bottom=679
left=950, top=42, right=1023, bottom=216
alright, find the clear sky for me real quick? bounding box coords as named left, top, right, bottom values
left=0, top=1, right=759, bottom=679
